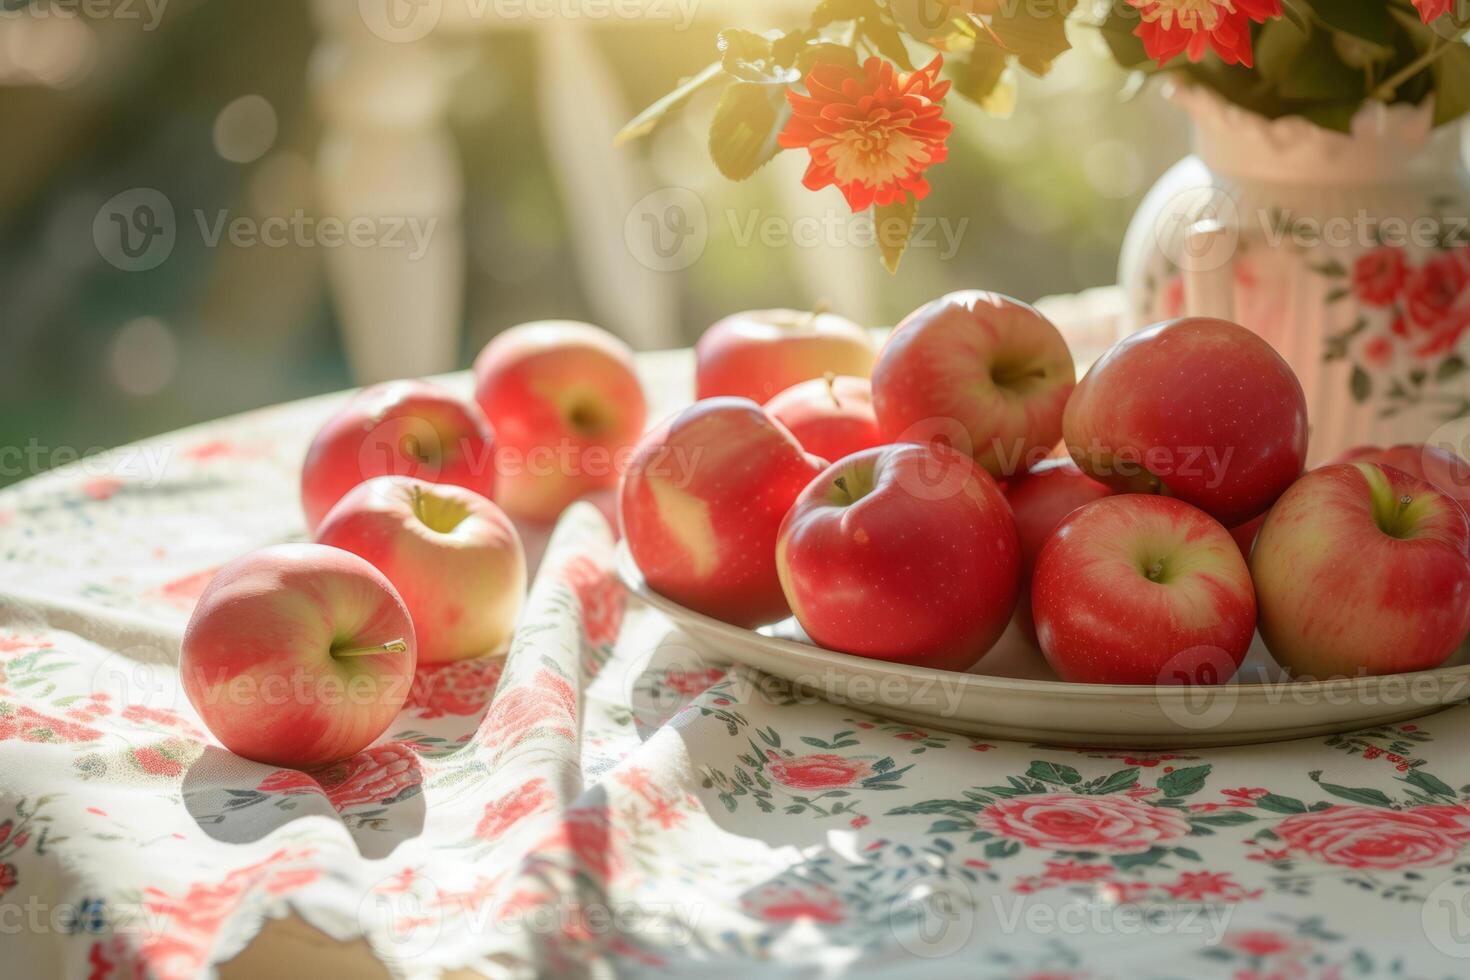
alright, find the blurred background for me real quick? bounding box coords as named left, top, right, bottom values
left=0, top=0, right=1191, bottom=487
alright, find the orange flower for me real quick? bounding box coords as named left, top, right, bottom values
left=779, top=55, right=951, bottom=212
left=1128, top=0, right=1282, bottom=68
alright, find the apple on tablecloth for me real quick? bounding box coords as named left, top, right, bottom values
left=181, top=543, right=417, bottom=768
left=764, top=374, right=883, bottom=463
left=696, top=308, right=875, bottom=403
left=871, top=291, right=1076, bottom=478
left=775, top=442, right=1020, bottom=672
left=619, top=397, right=826, bottom=628
left=1064, top=317, right=1308, bottom=527
left=474, top=320, right=647, bottom=525
left=1032, top=495, right=1256, bottom=685
left=300, top=379, right=497, bottom=533
left=1252, top=462, right=1470, bottom=678
left=314, top=476, right=526, bottom=665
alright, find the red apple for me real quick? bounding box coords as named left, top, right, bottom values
left=301, top=379, right=497, bottom=533
left=1005, top=458, right=1116, bottom=583
left=871, top=291, right=1076, bottom=477
left=696, top=308, right=874, bottom=403
left=764, top=375, right=883, bottom=463
left=1329, top=443, right=1470, bottom=516
left=1032, top=495, right=1256, bottom=685
left=1063, top=317, right=1308, bottom=527
left=1228, top=513, right=1266, bottom=562
left=315, top=476, right=526, bottom=665
left=473, top=320, right=647, bottom=525
left=1003, top=457, right=1115, bottom=642
left=619, top=398, right=826, bottom=627
left=1251, top=462, right=1470, bottom=678
left=775, top=443, right=1020, bottom=671
left=181, top=544, right=417, bottom=767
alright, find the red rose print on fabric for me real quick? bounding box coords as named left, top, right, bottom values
left=978, top=793, right=1190, bottom=854
left=407, top=656, right=505, bottom=720
left=563, top=555, right=625, bottom=649
left=135, top=847, right=319, bottom=980
left=766, top=752, right=872, bottom=790
left=742, top=881, right=846, bottom=924
left=0, top=703, right=103, bottom=744
left=1273, top=804, right=1470, bottom=869
left=532, top=807, right=621, bottom=882
left=1351, top=247, right=1409, bottom=307
left=150, top=567, right=222, bottom=611
left=476, top=777, right=555, bottom=840
left=257, top=742, right=422, bottom=810
left=480, top=668, right=577, bottom=748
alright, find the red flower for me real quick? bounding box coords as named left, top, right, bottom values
left=407, top=656, right=504, bottom=719
left=1414, top=0, right=1455, bottom=23
left=476, top=777, right=555, bottom=840
left=1352, top=247, right=1409, bottom=307
left=0, top=704, right=102, bottom=743
left=133, top=746, right=183, bottom=778
left=0, top=863, right=15, bottom=897
left=1162, top=870, right=1258, bottom=901
left=257, top=742, right=422, bottom=810
left=663, top=665, right=726, bottom=696
left=1128, top=0, right=1283, bottom=68
left=480, top=667, right=577, bottom=748
left=779, top=55, right=951, bottom=212
left=1363, top=336, right=1394, bottom=368
left=534, top=807, right=621, bottom=880
left=1275, top=805, right=1467, bottom=869
left=563, top=556, right=625, bottom=648
left=1402, top=251, right=1470, bottom=328
left=1039, top=859, right=1114, bottom=883
left=742, top=882, right=846, bottom=923
left=765, top=752, right=872, bottom=789
left=979, top=793, right=1190, bottom=854
left=1227, top=930, right=1306, bottom=958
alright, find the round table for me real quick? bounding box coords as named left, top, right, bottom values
left=4, top=309, right=1469, bottom=979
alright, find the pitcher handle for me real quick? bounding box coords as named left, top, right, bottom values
left=1182, top=218, right=1237, bottom=322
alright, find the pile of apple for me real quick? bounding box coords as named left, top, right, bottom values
left=180, top=292, right=1470, bottom=772
left=622, top=292, right=1470, bottom=690
left=181, top=321, right=649, bottom=768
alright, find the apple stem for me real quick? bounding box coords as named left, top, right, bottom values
left=833, top=475, right=850, bottom=502
left=1146, top=560, right=1165, bottom=582
left=334, top=638, right=409, bottom=658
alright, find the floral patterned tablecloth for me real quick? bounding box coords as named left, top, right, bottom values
left=4, top=337, right=1470, bottom=980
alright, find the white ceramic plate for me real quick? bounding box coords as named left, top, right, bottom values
left=617, top=543, right=1470, bottom=747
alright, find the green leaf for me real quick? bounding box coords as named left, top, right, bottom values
left=861, top=14, right=914, bottom=71
left=1277, top=27, right=1362, bottom=102
left=1090, top=768, right=1141, bottom=795
left=1157, top=765, right=1212, bottom=798
left=616, top=62, right=725, bottom=146
left=984, top=838, right=1021, bottom=858
left=708, top=82, right=792, bottom=181
left=947, top=44, right=1011, bottom=108
left=1026, top=761, right=1084, bottom=786
left=1255, top=793, right=1309, bottom=814
left=1350, top=364, right=1373, bottom=402
left=796, top=42, right=862, bottom=76
left=1315, top=778, right=1395, bottom=807
left=874, top=198, right=917, bottom=274
left=980, top=0, right=1078, bottom=75
left=1255, top=17, right=1311, bottom=85
left=719, top=29, right=801, bottom=85
left=1433, top=42, right=1470, bottom=127
left=1438, top=356, right=1468, bottom=381
left=1111, top=846, right=1167, bottom=870
left=1097, top=3, right=1149, bottom=68
left=1304, top=0, right=1397, bottom=45
left=1190, top=811, right=1258, bottom=826
left=1402, top=769, right=1457, bottom=798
